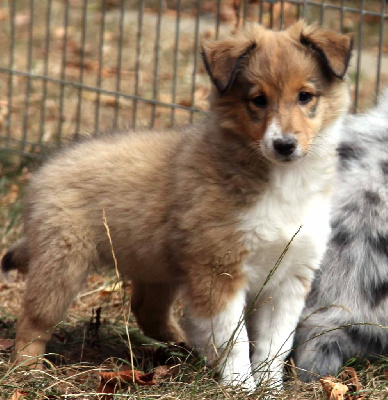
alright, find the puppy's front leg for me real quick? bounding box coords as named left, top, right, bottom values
left=247, top=273, right=311, bottom=389
left=184, top=286, right=255, bottom=390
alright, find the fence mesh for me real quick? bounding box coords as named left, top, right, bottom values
left=0, top=0, right=387, bottom=160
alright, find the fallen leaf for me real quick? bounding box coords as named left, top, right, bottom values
left=331, top=383, right=350, bottom=400
left=321, top=377, right=336, bottom=398
left=97, top=380, right=116, bottom=400
left=97, top=369, right=156, bottom=399
left=9, top=390, right=28, bottom=400
left=339, top=367, right=364, bottom=399
left=105, top=369, right=156, bottom=385
left=320, top=376, right=349, bottom=400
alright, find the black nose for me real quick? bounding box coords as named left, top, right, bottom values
left=273, top=136, right=296, bottom=157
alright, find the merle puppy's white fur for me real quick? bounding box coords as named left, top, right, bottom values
left=293, top=91, right=388, bottom=381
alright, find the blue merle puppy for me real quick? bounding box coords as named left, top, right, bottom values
left=293, top=91, right=388, bottom=381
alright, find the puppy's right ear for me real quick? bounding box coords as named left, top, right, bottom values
left=201, top=36, right=256, bottom=95
left=291, top=21, right=353, bottom=80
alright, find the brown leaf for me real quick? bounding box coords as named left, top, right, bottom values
left=97, top=369, right=156, bottom=399
left=339, top=367, right=364, bottom=399
left=96, top=380, right=116, bottom=400
left=117, top=369, right=156, bottom=385
left=9, top=390, right=28, bottom=400
left=321, top=377, right=336, bottom=398
left=0, top=339, right=14, bottom=350
left=320, top=376, right=349, bottom=400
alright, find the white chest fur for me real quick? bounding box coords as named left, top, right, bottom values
left=239, top=144, right=336, bottom=293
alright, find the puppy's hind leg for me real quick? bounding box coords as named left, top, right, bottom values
left=131, top=281, right=185, bottom=343
left=14, top=234, right=96, bottom=368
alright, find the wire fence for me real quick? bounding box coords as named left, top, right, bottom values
left=0, top=0, right=387, bottom=160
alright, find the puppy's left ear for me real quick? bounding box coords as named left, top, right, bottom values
left=296, top=22, right=353, bottom=79
left=201, top=35, right=256, bottom=95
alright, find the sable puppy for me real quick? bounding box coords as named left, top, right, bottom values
left=293, top=91, right=388, bottom=382
left=2, top=21, right=352, bottom=390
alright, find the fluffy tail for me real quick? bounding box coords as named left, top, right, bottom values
left=1, top=238, right=29, bottom=274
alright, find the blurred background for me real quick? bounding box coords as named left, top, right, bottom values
left=0, top=0, right=386, bottom=161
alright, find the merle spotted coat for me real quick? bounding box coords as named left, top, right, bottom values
left=293, top=91, right=388, bottom=381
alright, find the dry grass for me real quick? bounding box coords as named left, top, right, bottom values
left=1, top=171, right=388, bottom=399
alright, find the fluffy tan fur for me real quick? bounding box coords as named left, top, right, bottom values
left=4, top=21, right=352, bottom=372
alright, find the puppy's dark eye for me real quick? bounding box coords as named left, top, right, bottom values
left=298, top=92, right=313, bottom=105
left=252, top=95, right=267, bottom=108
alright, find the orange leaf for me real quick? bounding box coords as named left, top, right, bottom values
left=321, top=376, right=336, bottom=398
left=99, top=369, right=156, bottom=386
left=320, top=377, right=349, bottom=400
left=97, top=369, right=157, bottom=399
left=96, top=380, right=117, bottom=400
left=331, top=383, right=350, bottom=400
